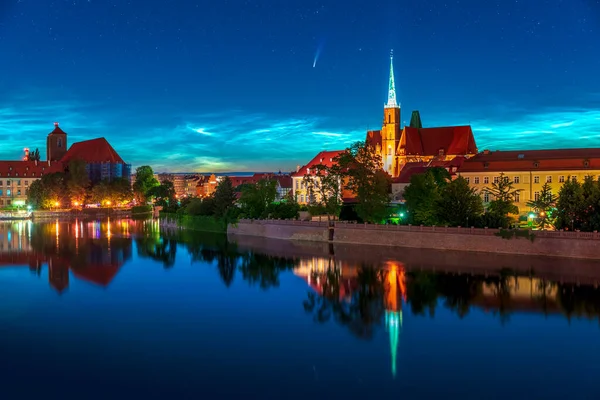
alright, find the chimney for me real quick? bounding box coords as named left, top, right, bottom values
left=54, top=122, right=59, bottom=127
left=296, top=165, right=300, bottom=172
left=35, top=160, right=38, bottom=166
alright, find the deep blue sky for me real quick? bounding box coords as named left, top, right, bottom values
left=1, top=0, right=600, bottom=172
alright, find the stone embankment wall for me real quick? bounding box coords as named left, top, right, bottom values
left=32, top=208, right=132, bottom=220
left=228, top=219, right=600, bottom=260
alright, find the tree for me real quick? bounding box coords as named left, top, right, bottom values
left=26, top=179, right=48, bottom=209
left=26, top=148, right=41, bottom=162
left=91, top=180, right=111, bottom=205
left=436, top=177, right=484, bottom=227
left=213, top=176, right=237, bottom=219
left=580, top=176, right=600, bottom=232
left=110, top=177, right=134, bottom=205
left=147, top=180, right=176, bottom=209
left=132, top=166, right=159, bottom=204
left=337, top=141, right=391, bottom=223
left=40, top=173, right=66, bottom=209
left=266, top=190, right=300, bottom=220
left=554, top=178, right=585, bottom=231
left=238, top=179, right=278, bottom=219
left=526, top=182, right=558, bottom=230
left=403, top=168, right=450, bottom=226
left=302, top=162, right=343, bottom=223
left=484, top=173, right=520, bottom=228
left=66, top=159, right=90, bottom=206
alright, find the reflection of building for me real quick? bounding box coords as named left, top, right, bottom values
left=295, top=258, right=406, bottom=378
left=475, top=276, right=560, bottom=314
left=0, top=220, right=132, bottom=293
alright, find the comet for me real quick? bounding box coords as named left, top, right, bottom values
left=313, top=41, right=324, bottom=68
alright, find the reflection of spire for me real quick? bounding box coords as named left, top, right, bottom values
left=385, top=310, right=402, bottom=378
left=384, top=262, right=405, bottom=378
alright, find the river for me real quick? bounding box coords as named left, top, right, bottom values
left=0, top=218, right=599, bottom=399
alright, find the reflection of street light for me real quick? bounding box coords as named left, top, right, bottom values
left=54, top=201, right=59, bottom=207
left=106, top=201, right=111, bottom=206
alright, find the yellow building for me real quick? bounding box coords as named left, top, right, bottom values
left=291, top=150, right=345, bottom=205
left=457, top=148, right=600, bottom=214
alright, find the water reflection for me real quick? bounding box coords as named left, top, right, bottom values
left=1, top=219, right=600, bottom=395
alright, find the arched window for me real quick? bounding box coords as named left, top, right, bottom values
left=57, top=138, right=62, bottom=148
left=388, top=114, right=391, bottom=124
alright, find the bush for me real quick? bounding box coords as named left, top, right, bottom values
left=132, top=205, right=152, bottom=214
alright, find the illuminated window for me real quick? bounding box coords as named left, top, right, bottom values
left=483, top=177, right=489, bottom=184
left=17, top=180, right=21, bottom=186
left=474, top=177, right=480, bottom=184
left=493, top=176, right=499, bottom=184
left=546, top=176, right=552, bottom=183
left=0, top=190, right=2, bottom=196
left=17, top=190, right=21, bottom=196
left=559, top=175, right=565, bottom=183
left=514, top=192, right=520, bottom=203
left=483, top=192, right=490, bottom=202
left=300, top=194, right=305, bottom=203
left=513, top=176, right=520, bottom=184
left=295, top=180, right=299, bottom=190
left=534, top=192, right=540, bottom=201
left=534, top=176, right=540, bottom=183
left=6, top=190, right=10, bottom=196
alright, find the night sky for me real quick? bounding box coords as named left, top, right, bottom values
left=1, top=0, right=600, bottom=172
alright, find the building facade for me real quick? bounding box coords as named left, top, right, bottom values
left=0, top=161, right=48, bottom=208
left=366, top=52, right=478, bottom=178
left=457, top=148, right=600, bottom=214
left=291, top=150, right=345, bottom=205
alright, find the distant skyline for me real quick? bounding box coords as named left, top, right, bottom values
left=1, top=0, right=600, bottom=172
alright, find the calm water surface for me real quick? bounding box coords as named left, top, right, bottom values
left=0, top=219, right=599, bottom=399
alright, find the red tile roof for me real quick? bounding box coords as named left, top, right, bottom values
left=401, top=126, right=478, bottom=156
left=366, top=130, right=382, bottom=150
left=48, top=122, right=67, bottom=136
left=71, top=264, right=122, bottom=287
left=291, top=150, right=345, bottom=177
left=393, top=162, right=429, bottom=184
left=60, top=137, right=126, bottom=164
left=0, top=160, right=50, bottom=178
left=459, top=148, right=600, bottom=173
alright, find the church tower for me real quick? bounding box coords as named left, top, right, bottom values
left=47, top=122, right=67, bottom=162
left=381, top=50, right=401, bottom=176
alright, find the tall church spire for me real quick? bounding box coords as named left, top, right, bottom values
left=385, top=49, right=399, bottom=109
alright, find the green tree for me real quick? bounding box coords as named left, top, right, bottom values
left=484, top=173, right=520, bottom=228
left=580, top=176, right=600, bottom=232
left=213, top=176, right=237, bottom=219
left=132, top=166, right=159, bottom=204
left=147, top=180, right=176, bottom=209
left=302, top=162, right=344, bottom=223
left=26, top=179, right=48, bottom=209
left=238, top=179, right=278, bottom=219
left=110, top=177, right=134, bottom=205
left=91, top=180, right=111, bottom=205
left=554, top=178, right=585, bottom=231
left=38, top=173, right=67, bottom=209
left=403, top=168, right=450, bottom=226
left=337, top=141, right=391, bottom=223
left=526, top=182, right=558, bottom=230
left=66, top=159, right=90, bottom=206
left=436, top=177, right=484, bottom=227
left=266, top=190, right=300, bottom=219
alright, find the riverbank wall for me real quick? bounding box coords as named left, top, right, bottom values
left=32, top=208, right=132, bottom=221
left=228, top=219, right=600, bottom=260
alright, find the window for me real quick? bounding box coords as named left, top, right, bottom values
left=6, top=189, right=10, bottom=196
left=0, top=180, right=2, bottom=186
left=483, top=177, right=489, bottom=184
left=24, top=180, right=28, bottom=186
left=0, top=190, right=2, bottom=196
left=6, top=200, right=10, bottom=205
left=546, top=176, right=552, bottom=183
left=17, top=180, right=21, bottom=186
left=534, top=176, right=540, bottom=184
left=514, top=192, right=520, bottom=203
left=58, top=138, right=62, bottom=148
left=17, top=190, right=21, bottom=196
left=295, top=180, right=299, bottom=190
left=513, top=176, right=520, bottom=184
left=493, top=176, right=499, bottom=184
left=474, top=177, right=480, bottom=184
left=300, top=194, right=305, bottom=203
left=464, top=177, right=470, bottom=184
left=559, top=175, right=565, bottom=183
left=387, top=146, right=392, bottom=156
left=534, top=192, right=540, bottom=201
left=571, top=176, right=577, bottom=182
left=483, top=192, right=490, bottom=202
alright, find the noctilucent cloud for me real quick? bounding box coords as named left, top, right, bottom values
left=1, top=0, right=599, bottom=172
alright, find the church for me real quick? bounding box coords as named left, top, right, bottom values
left=366, top=51, right=478, bottom=178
